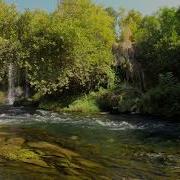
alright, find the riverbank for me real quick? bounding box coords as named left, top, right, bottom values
left=37, top=85, right=180, bottom=119
left=2, top=81, right=179, bottom=119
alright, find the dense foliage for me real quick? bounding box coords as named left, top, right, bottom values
left=111, top=7, right=180, bottom=117
left=0, top=0, right=179, bottom=117
left=0, top=0, right=115, bottom=95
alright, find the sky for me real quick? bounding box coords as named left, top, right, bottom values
left=4, top=0, right=180, bottom=15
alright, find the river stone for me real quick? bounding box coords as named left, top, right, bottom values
left=63, top=168, right=81, bottom=176
left=0, top=144, right=49, bottom=168
left=77, top=158, right=102, bottom=169
left=0, top=137, right=5, bottom=142
left=0, top=132, right=11, bottom=136
left=107, top=138, right=115, bottom=143
left=22, top=158, right=49, bottom=168
left=65, top=176, right=88, bottom=180
left=57, top=159, right=82, bottom=170
left=69, top=163, right=83, bottom=170
left=28, top=141, right=80, bottom=159
left=7, top=137, right=25, bottom=146
left=99, top=176, right=112, bottom=180
left=70, top=136, right=79, bottom=140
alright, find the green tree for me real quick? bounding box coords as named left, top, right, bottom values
left=18, top=0, right=115, bottom=95
left=0, top=1, right=20, bottom=82
left=135, top=7, right=180, bottom=87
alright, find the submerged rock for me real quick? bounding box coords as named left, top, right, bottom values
left=7, top=137, right=25, bottom=146
left=70, top=136, right=79, bottom=140
left=0, top=145, right=32, bottom=159
left=77, top=158, right=102, bottom=169
left=22, top=158, right=49, bottom=168
left=28, top=141, right=80, bottom=159
left=56, top=159, right=82, bottom=170
left=0, top=137, right=49, bottom=168
left=63, top=168, right=81, bottom=176
left=0, top=137, right=6, bottom=143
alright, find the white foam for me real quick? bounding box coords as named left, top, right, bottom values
left=0, top=109, right=154, bottom=131
left=95, top=120, right=137, bottom=130
left=0, top=114, right=6, bottom=117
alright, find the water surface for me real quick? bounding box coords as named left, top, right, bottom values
left=0, top=106, right=179, bottom=179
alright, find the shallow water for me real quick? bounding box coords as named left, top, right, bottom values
left=0, top=106, right=179, bottom=179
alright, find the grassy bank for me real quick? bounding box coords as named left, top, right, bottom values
left=39, top=91, right=102, bottom=114
left=38, top=82, right=180, bottom=118
left=38, top=85, right=143, bottom=114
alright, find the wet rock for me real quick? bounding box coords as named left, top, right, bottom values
left=28, top=141, right=80, bottom=159
left=77, top=158, right=102, bottom=169
left=0, top=132, right=11, bottom=136
left=70, top=136, right=79, bottom=140
left=62, top=167, right=81, bottom=176
left=7, top=137, right=25, bottom=146
left=69, top=163, right=83, bottom=170
left=35, top=149, right=46, bottom=156
left=0, top=137, right=5, bottom=143
left=0, top=145, right=21, bottom=160
left=65, top=176, right=86, bottom=180
left=99, top=176, right=112, bottom=180
left=0, top=143, right=49, bottom=168
left=57, top=159, right=82, bottom=170
left=22, top=158, right=49, bottom=168
left=56, top=159, right=70, bottom=168
left=107, top=138, right=115, bottom=143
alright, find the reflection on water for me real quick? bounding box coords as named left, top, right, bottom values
left=0, top=107, right=179, bottom=179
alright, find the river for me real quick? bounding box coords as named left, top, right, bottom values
left=0, top=106, right=179, bottom=179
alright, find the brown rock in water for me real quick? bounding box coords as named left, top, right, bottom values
left=0, top=142, right=49, bottom=168
left=70, top=136, right=79, bottom=140
left=22, top=158, right=49, bottom=168
left=7, top=137, right=25, bottom=146
left=63, top=168, right=81, bottom=176
left=28, top=141, right=80, bottom=159
left=77, top=158, right=102, bottom=169
left=0, top=137, right=5, bottom=142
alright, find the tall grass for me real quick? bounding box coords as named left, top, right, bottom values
left=63, top=95, right=100, bottom=113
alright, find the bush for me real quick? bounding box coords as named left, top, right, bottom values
left=63, top=95, right=100, bottom=113
left=39, top=92, right=101, bottom=113
left=96, top=84, right=142, bottom=113
left=140, top=74, right=180, bottom=117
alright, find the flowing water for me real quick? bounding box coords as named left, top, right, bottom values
left=25, top=68, right=30, bottom=98
left=0, top=106, right=179, bottom=179
left=7, top=63, right=15, bottom=105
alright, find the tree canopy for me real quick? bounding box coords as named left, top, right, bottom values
left=0, top=0, right=115, bottom=95
left=0, top=0, right=179, bottom=117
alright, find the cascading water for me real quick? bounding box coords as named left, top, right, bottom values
left=25, top=82, right=29, bottom=98
left=7, top=63, right=15, bottom=105
left=25, top=70, right=29, bottom=98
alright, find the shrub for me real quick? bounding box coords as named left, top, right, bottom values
left=140, top=73, right=180, bottom=117
left=63, top=94, right=100, bottom=113
left=96, top=84, right=142, bottom=113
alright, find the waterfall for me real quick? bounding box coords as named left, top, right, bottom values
left=25, top=69, right=29, bottom=98
left=25, top=83, right=29, bottom=98
left=25, top=80, right=29, bottom=98
left=7, top=63, right=15, bottom=105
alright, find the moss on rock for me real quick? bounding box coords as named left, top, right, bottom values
left=0, top=137, right=49, bottom=168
